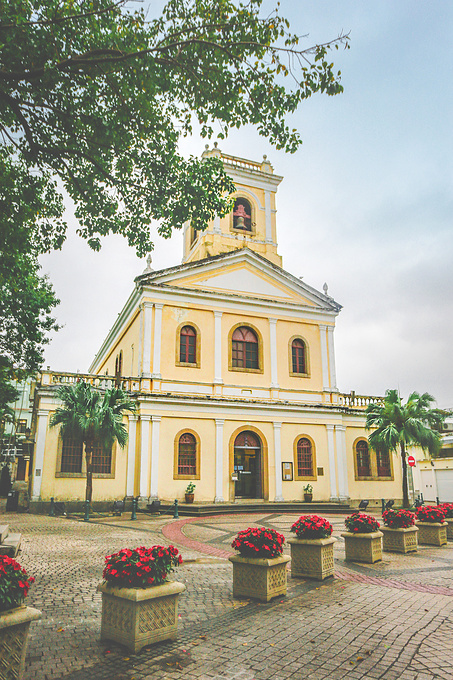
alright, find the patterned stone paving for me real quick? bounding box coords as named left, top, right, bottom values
left=1, top=511, right=452, bottom=680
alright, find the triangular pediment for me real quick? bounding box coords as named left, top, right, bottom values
left=137, top=249, right=341, bottom=312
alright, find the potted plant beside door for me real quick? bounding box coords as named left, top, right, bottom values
left=288, top=515, right=337, bottom=580
left=0, top=556, right=40, bottom=680
left=229, top=527, right=290, bottom=602
left=184, top=482, right=196, bottom=504
left=303, top=484, right=313, bottom=502
left=98, top=544, right=185, bottom=653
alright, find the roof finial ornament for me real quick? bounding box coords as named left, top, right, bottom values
left=143, top=254, right=154, bottom=274
left=323, top=282, right=329, bottom=296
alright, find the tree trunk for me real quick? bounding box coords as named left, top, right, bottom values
left=401, top=441, right=410, bottom=508
left=85, top=443, right=93, bottom=504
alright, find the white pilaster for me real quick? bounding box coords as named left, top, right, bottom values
left=273, top=422, right=284, bottom=502
left=213, top=215, right=221, bottom=234
left=319, top=324, right=330, bottom=391
left=326, top=425, right=338, bottom=501
left=215, top=419, right=225, bottom=502
left=31, top=410, right=48, bottom=500
left=126, top=416, right=137, bottom=497
left=264, top=190, right=272, bottom=243
left=139, top=415, right=151, bottom=498
left=150, top=416, right=161, bottom=499
left=269, top=318, right=279, bottom=389
left=214, top=311, right=223, bottom=387
left=335, top=425, right=349, bottom=500
left=152, top=303, right=163, bottom=379
left=327, top=326, right=338, bottom=391
left=141, top=302, right=153, bottom=378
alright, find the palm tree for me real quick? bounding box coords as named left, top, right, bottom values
left=365, top=390, right=446, bottom=508
left=50, top=381, right=136, bottom=505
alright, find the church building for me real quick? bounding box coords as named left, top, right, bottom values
left=30, top=147, right=403, bottom=507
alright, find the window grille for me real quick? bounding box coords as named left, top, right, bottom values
left=292, top=339, right=306, bottom=374
left=232, top=327, right=258, bottom=369
left=377, top=449, right=391, bottom=477
left=178, top=433, right=197, bottom=476
left=297, top=438, right=313, bottom=477
left=61, top=436, right=83, bottom=473
left=356, top=440, right=371, bottom=477
left=180, top=326, right=196, bottom=364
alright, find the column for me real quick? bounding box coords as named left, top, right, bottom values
left=264, top=190, right=272, bottom=243
left=139, top=415, right=151, bottom=498
left=269, top=318, right=279, bottom=389
left=326, top=425, right=338, bottom=501
left=126, top=416, right=137, bottom=497
left=150, top=416, right=161, bottom=499
left=213, top=215, right=221, bottom=234
left=335, top=425, right=349, bottom=500
left=151, top=303, right=163, bottom=379
left=273, top=422, right=284, bottom=502
left=214, top=419, right=225, bottom=503
left=141, top=302, right=153, bottom=378
left=319, top=325, right=329, bottom=391
left=214, top=311, right=223, bottom=386
left=327, top=326, right=338, bottom=391
left=31, top=411, right=48, bottom=500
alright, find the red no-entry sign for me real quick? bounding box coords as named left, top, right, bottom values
left=407, top=455, right=416, bottom=467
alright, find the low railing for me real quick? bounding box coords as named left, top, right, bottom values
left=222, top=153, right=263, bottom=172
left=338, top=392, right=384, bottom=409
left=40, top=371, right=142, bottom=393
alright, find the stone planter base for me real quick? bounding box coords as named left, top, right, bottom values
left=0, top=605, right=42, bottom=680
left=228, top=554, right=290, bottom=602
left=341, top=531, right=383, bottom=563
left=381, top=526, right=418, bottom=554
left=445, top=518, right=453, bottom=540
left=288, top=536, right=337, bottom=580
left=415, top=521, right=448, bottom=546
left=98, top=580, right=185, bottom=653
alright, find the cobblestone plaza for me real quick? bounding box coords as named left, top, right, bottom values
left=10, top=511, right=453, bottom=680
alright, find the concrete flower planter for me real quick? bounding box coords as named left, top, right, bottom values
left=0, top=605, right=42, bottom=680
left=228, top=554, right=290, bottom=602
left=98, top=580, right=186, bottom=653
left=415, top=521, right=448, bottom=547
left=341, top=531, right=383, bottom=563
left=288, top=536, right=337, bottom=580
left=445, top=518, right=453, bottom=540
left=381, top=526, right=418, bottom=554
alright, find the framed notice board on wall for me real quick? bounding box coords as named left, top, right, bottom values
left=282, top=462, right=293, bottom=481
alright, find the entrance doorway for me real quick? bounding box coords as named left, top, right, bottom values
left=233, top=431, right=263, bottom=498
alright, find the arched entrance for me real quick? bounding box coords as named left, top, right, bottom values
left=233, top=431, right=263, bottom=499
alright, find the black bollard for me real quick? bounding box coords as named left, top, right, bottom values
left=49, top=497, right=55, bottom=517
left=83, top=500, right=90, bottom=522
left=381, top=498, right=385, bottom=514
left=131, top=497, right=138, bottom=521
left=173, top=499, right=179, bottom=519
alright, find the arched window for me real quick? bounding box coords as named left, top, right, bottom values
left=232, top=326, right=258, bottom=369
left=61, top=436, right=83, bottom=473
left=296, top=438, right=314, bottom=478
left=356, top=440, right=371, bottom=477
left=180, top=325, right=197, bottom=364
left=377, top=449, right=391, bottom=477
left=232, top=198, right=252, bottom=231
left=291, top=339, right=306, bottom=374
left=178, top=433, right=197, bottom=476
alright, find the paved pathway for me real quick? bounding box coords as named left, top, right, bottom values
left=4, top=511, right=452, bottom=680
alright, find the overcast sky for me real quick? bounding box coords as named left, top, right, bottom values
left=40, top=1, right=453, bottom=408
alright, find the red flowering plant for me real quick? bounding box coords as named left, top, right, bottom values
left=416, top=506, right=446, bottom=524
left=382, top=509, right=415, bottom=529
left=290, top=515, right=333, bottom=539
left=103, top=545, right=182, bottom=589
left=441, top=503, right=453, bottom=519
left=231, top=527, right=284, bottom=558
left=345, top=513, right=380, bottom=534
left=0, top=555, right=35, bottom=612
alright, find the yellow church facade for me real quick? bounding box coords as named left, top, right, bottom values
left=30, top=148, right=403, bottom=508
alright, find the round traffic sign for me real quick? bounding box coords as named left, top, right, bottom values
left=407, top=455, right=416, bottom=467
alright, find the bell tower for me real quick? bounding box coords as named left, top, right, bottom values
left=182, top=145, right=283, bottom=266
